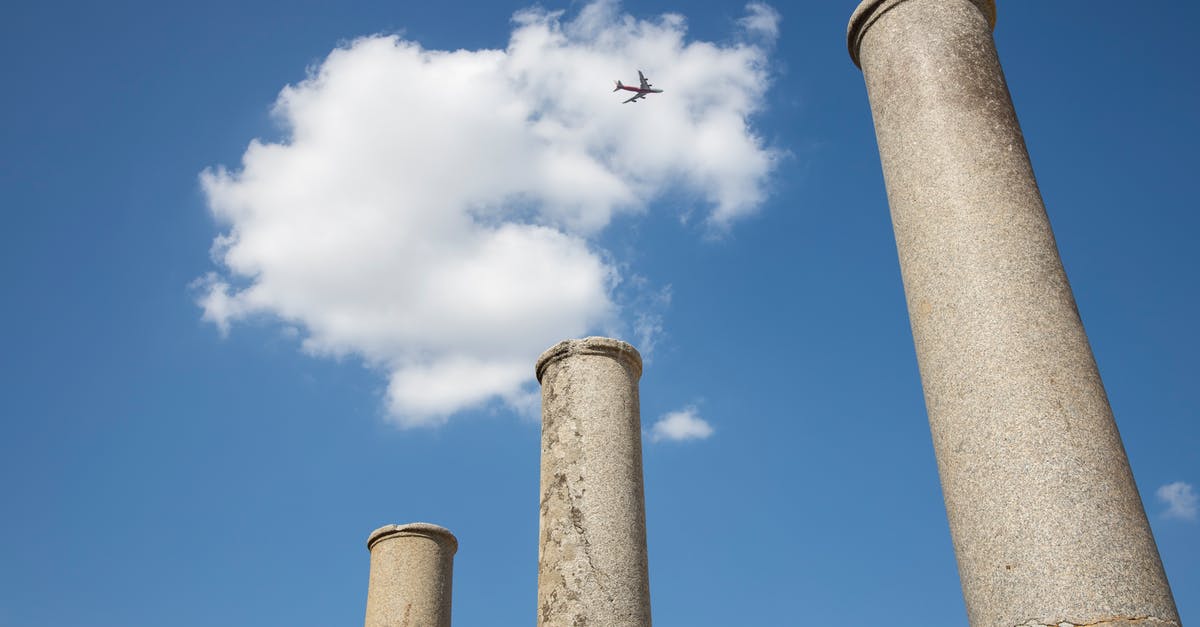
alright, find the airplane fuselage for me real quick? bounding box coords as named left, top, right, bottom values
left=616, top=85, right=663, bottom=94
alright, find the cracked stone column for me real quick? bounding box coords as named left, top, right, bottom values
left=364, top=523, right=457, bottom=627
left=847, top=1, right=1179, bottom=626
left=535, top=337, right=651, bottom=626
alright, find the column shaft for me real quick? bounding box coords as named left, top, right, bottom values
left=848, top=1, right=1178, bottom=625
left=364, top=523, right=457, bottom=627
left=535, top=337, right=651, bottom=626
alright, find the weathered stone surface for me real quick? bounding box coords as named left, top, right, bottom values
left=847, top=1, right=1179, bottom=626
left=535, top=337, right=652, bottom=627
left=364, top=523, right=457, bottom=627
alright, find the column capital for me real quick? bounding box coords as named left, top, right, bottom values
left=847, top=0, right=996, bottom=68
left=535, top=336, right=642, bottom=383
left=367, top=522, right=458, bottom=553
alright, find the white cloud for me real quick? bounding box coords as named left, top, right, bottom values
left=650, top=406, right=714, bottom=443
left=629, top=280, right=671, bottom=360
left=739, top=3, right=782, bottom=41
left=1157, top=481, right=1198, bottom=521
left=198, top=1, right=778, bottom=427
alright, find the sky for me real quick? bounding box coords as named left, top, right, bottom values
left=1, top=1, right=1196, bottom=625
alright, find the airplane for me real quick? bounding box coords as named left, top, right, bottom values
left=613, top=70, right=663, bottom=103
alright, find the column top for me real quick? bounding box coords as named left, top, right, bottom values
left=367, top=522, right=459, bottom=553
left=535, top=337, right=643, bottom=383
left=847, top=0, right=997, bottom=68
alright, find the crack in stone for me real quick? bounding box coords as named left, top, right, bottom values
left=569, top=504, right=603, bottom=585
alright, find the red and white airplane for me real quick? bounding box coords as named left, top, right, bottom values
left=613, top=70, right=663, bottom=103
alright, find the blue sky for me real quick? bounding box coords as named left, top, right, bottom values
left=1, top=1, right=1196, bottom=625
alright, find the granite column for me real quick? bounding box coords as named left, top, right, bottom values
left=847, top=1, right=1178, bottom=625
left=535, top=337, right=652, bottom=626
left=364, top=523, right=457, bottom=627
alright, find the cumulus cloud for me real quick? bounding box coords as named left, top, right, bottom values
left=1157, top=481, right=1198, bottom=521
left=650, top=406, right=714, bottom=443
left=198, top=1, right=779, bottom=427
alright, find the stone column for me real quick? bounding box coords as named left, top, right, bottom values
left=535, top=337, right=651, bottom=626
left=364, top=523, right=457, bottom=627
left=847, top=2, right=1179, bottom=626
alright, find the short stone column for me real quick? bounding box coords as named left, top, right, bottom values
left=535, top=337, right=651, bottom=626
left=848, top=1, right=1179, bottom=626
left=364, top=523, right=457, bottom=627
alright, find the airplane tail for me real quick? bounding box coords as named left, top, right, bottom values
left=613, top=80, right=622, bottom=92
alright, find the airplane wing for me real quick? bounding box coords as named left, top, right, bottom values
left=622, top=92, right=644, bottom=104
left=638, top=70, right=652, bottom=90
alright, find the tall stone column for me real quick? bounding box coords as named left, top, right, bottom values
left=847, top=2, right=1179, bottom=626
left=364, top=523, right=457, bottom=627
left=535, top=337, right=652, bottom=626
